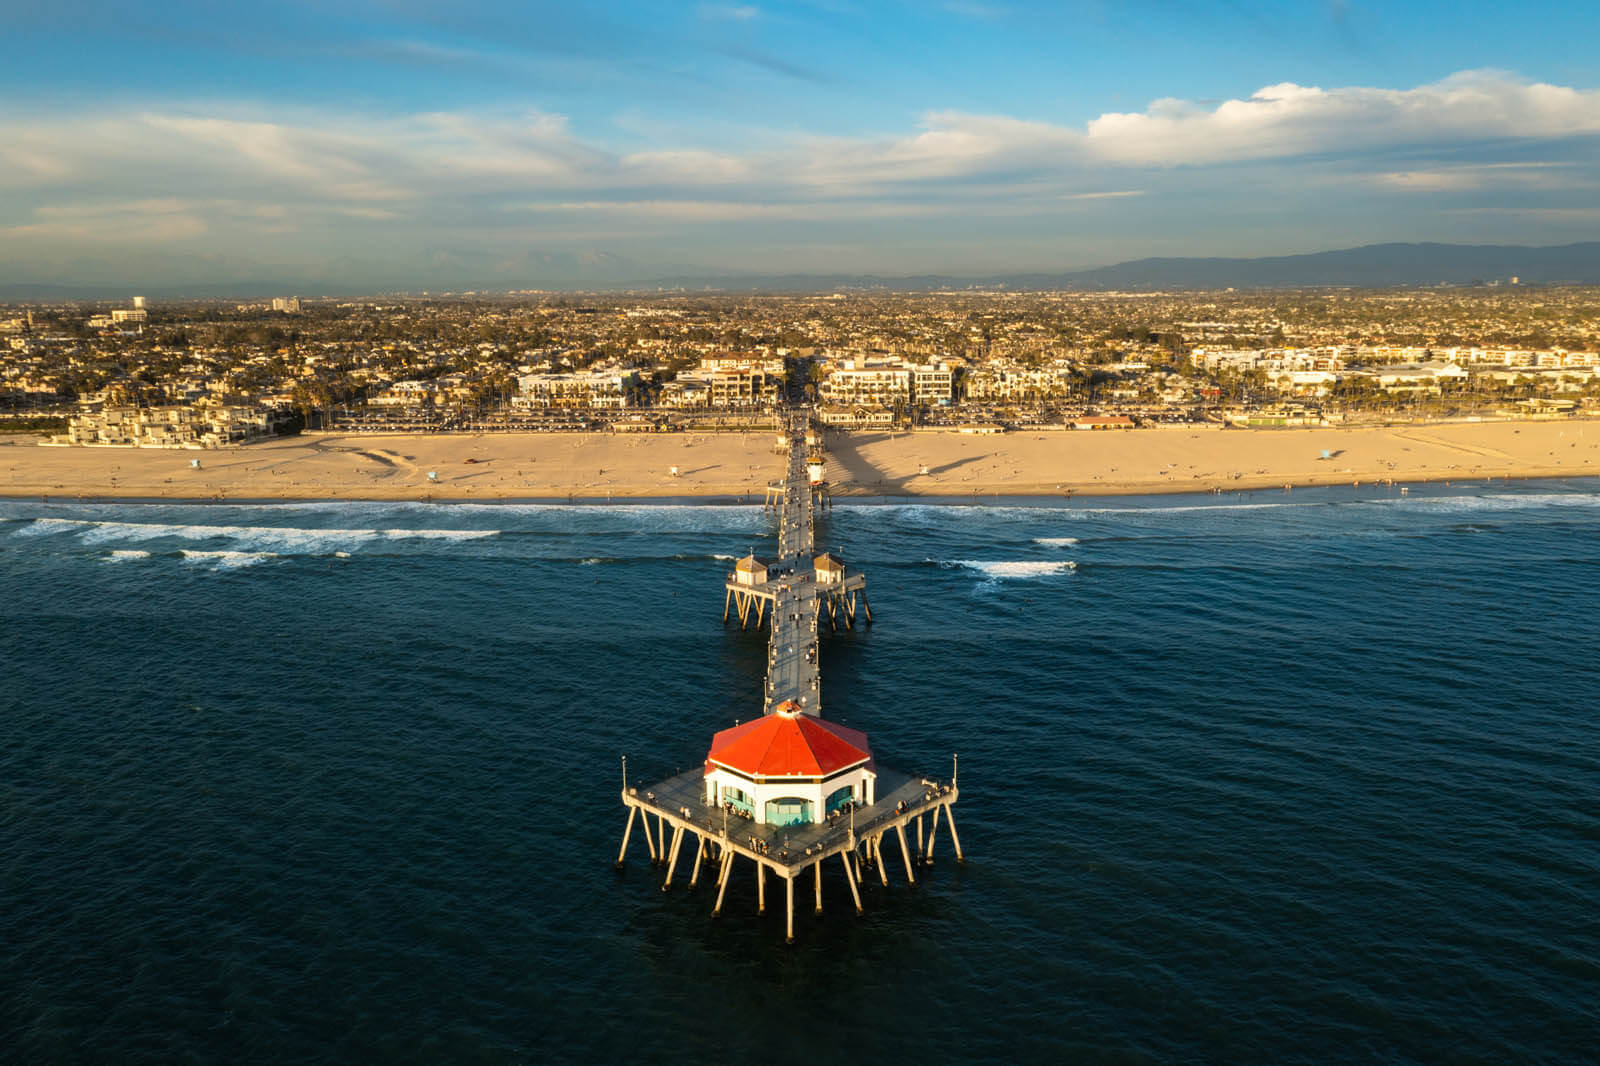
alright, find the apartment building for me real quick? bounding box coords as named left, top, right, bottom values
left=55, top=404, right=275, bottom=448
left=514, top=369, right=639, bottom=409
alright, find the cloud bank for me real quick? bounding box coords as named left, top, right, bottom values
left=2, top=70, right=1597, bottom=285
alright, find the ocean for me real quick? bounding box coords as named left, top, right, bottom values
left=2, top=482, right=1597, bottom=1064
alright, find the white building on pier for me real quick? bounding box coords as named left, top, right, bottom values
left=703, top=700, right=876, bottom=827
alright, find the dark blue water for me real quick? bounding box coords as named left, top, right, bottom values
left=3, top=483, right=1597, bottom=1064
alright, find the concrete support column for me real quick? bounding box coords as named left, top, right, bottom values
left=641, top=807, right=658, bottom=864
left=616, top=805, right=637, bottom=868
left=944, top=804, right=965, bottom=863
left=713, top=851, right=734, bottom=916
left=661, top=825, right=685, bottom=891
left=843, top=851, right=863, bottom=914
left=688, top=832, right=705, bottom=888
left=895, top=823, right=917, bottom=885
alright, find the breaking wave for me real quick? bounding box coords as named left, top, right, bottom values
left=179, top=550, right=277, bottom=570
left=951, top=560, right=1077, bottom=580
left=19, top=517, right=499, bottom=554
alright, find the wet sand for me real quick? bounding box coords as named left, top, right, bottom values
left=3, top=420, right=1598, bottom=501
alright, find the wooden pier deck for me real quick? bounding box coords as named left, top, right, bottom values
left=619, top=767, right=962, bottom=941
left=621, top=408, right=955, bottom=942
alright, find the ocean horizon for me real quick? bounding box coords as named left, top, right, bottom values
left=3, top=480, right=1597, bottom=1063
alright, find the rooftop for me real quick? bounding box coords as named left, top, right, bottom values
left=707, top=709, right=872, bottom=778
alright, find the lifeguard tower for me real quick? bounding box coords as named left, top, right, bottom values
left=806, top=450, right=831, bottom=509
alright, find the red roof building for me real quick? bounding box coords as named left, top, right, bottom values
left=704, top=702, right=877, bottom=826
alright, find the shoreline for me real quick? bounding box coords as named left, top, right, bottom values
left=4, top=419, right=1600, bottom=503
left=5, top=477, right=1600, bottom=511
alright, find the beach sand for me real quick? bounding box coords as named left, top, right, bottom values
left=3, top=420, right=1598, bottom=501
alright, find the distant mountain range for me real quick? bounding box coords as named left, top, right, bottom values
left=672, top=242, right=1600, bottom=292
left=3, top=242, right=1597, bottom=300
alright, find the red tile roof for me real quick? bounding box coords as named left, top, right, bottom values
left=706, top=712, right=872, bottom=778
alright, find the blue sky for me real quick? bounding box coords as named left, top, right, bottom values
left=4, top=1, right=1598, bottom=287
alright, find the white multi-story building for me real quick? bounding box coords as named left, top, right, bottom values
left=816, top=356, right=956, bottom=406
left=963, top=361, right=1074, bottom=401
left=368, top=380, right=436, bottom=407
left=514, top=369, right=638, bottom=409
left=909, top=359, right=956, bottom=405
left=818, top=361, right=909, bottom=406
left=54, top=404, right=275, bottom=448
left=698, top=357, right=784, bottom=406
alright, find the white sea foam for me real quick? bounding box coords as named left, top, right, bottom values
left=1363, top=492, right=1600, bottom=514
left=105, top=549, right=151, bottom=562
left=1061, top=501, right=1325, bottom=517
left=24, top=517, right=499, bottom=553
left=953, top=560, right=1076, bottom=580
left=376, top=528, right=499, bottom=540
left=13, top=517, right=79, bottom=537
left=180, top=550, right=277, bottom=570
left=1034, top=537, right=1078, bottom=547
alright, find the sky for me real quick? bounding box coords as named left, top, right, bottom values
left=3, top=0, right=1598, bottom=289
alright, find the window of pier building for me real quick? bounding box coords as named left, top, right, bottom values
left=765, top=797, right=813, bottom=827
left=826, top=784, right=855, bottom=815
left=721, top=785, right=754, bottom=816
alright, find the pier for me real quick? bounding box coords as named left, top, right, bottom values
left=620, top=409, right=960, bottom=943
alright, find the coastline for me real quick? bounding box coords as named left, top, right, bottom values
left=4, top=419, right=1600, bottom=502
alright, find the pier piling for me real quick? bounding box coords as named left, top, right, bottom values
left=896, top=824, right=917, bottom=885
left=843, top=852, right=863, bottom=914
left=617, top=804, right=637, bottom=868
left=713, top=850, right=733, bottom=916
left=662, top=825, right=685, bottom=891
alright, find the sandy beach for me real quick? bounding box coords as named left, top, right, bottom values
left=3, top=420, right=1599, bottom=502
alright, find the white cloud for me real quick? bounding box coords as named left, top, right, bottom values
left=1374, top=162, right=1589, bottom=193
left=698, top=4, right=760, bottom=20
left=2, top=199, right=211, bottom=242
left=1082, top=71, right=1600, bottom=166
left=4, top=71, right=1596, bottom=212
left=1062, top=190, right=1144, bottom=200
left=0, top=69, right=1597, bottom=278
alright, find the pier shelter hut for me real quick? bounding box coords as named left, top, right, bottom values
left=725, top=553, right=777, bottom=628
left=733, top=553, right=770, bottom=587
left=813, top=553, right=845, bottom=586
left=704, top=701, right=876, bottom=826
